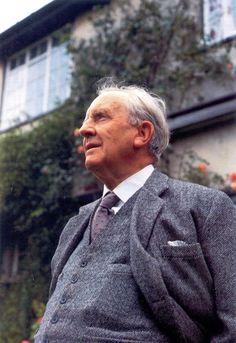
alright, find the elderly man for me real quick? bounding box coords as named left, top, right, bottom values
left=35, top=82, right=236, bottom=342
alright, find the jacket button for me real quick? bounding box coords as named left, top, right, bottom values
left=71, top=274, right=79, bottom=283
left=60, top=295, right=67, bottom=304
left=51, top=314, right=59, bottom=324
left=80, top=260, right=87, bottom=267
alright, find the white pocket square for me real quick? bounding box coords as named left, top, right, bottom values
left=167, top=240, right=188, bottom=247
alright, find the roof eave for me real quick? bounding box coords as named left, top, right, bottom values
left=0, top=0, right=110, bottom=59
left=169, top=93, right=236, bottom=137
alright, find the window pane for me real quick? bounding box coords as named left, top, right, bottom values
left=1, top=65, right=26, bottom=130
left=52, top=36, right=60, bottom=47
left=18, top=53, right=26, bottom=66
left=39, top=41, right=47, bottom=55
left=10, top=58, right=17, bottom=70
left=47, top=42, right=71, bottom=111
left=1, top=35, right=71, bottom=130
left=30, top=46, right=37, bottom=60
left=25, top=56, right=47, bottom=117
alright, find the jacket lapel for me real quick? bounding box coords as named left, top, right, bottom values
left=131, top=169, right=169, bottom=248
left=130, top=169, right=171, bottom=304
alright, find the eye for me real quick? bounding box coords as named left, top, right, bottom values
left=94, top=112, right=107, bottom=121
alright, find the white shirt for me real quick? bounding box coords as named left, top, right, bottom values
left=103, top=164, right=154, bottom=214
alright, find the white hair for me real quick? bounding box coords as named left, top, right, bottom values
left=97, top=81, right=170, bottom=161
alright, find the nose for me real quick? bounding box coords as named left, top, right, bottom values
left=79, top=120, right=96, bottom=138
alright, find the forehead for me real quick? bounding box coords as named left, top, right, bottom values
left=86, top=93, right=129, bottom=117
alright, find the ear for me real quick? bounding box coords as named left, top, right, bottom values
left=133, top=121, right=154, bottom=148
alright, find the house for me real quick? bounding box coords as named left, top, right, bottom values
left=0, top=0, right=235, bottom=280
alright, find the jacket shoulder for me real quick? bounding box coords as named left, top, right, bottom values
left=165, top=175, right=235, bottom=227
left=167, top=176, right=230, bottom=203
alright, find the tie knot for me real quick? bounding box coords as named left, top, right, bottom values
left=100, top=192, right=119, bottom=210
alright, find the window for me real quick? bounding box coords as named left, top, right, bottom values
left=204, top=0, right=236, bottom=45
left=0, top=35, right=71, bottom=130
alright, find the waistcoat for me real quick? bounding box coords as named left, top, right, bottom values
left=35, top=193, right=169, bottom=343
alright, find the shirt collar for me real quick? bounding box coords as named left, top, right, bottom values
left=103, top=164, right=154, bottom=203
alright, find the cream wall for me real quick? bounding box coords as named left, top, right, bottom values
left=72, top=11, right=96, bottom=41
left=170, top=119, right=236, bottom=178
left=72, top=0, right=140, bottom=42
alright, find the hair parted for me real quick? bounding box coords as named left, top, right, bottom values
left=96, top=79, right=170, bottom=161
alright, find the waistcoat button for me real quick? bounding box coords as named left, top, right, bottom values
left=60, top=295, right=67, bottom=304
left=80, top=260, right=87, bottom=268
left=71, top=274, right=79, bottom=283
left=51, top=314, right=59, bottom=324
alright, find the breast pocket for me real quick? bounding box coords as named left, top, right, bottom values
left=160, top=242, right=203, bottom=258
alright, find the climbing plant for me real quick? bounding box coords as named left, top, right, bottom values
left=0, top=101, right=89, bottom=343
left=70, top=0, right=234, bottom=112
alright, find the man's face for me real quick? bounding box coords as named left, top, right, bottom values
left=79, top=93, right=139, bottom=182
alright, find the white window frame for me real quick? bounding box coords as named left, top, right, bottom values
left=0, top=33, right=71, bottom=131
left=204, top=0, right=236, bottom=45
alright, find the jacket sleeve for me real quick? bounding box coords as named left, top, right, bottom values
left=200, top=191, right=236, bottom=341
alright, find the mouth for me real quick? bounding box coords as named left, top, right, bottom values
left=85, top=142, right=101, bottom=152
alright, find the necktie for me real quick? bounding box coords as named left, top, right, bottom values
left=91, top=192, right=119, bottom=241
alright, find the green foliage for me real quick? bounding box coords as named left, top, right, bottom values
left=1, top=102, right=77, bottom=251
left=0, top=275, right=47, bottom=343
left=29, top=300, right=45, bottom=341
left=1, top=100, right=89, bottom=263
left=70, top=0, right=233, bottom=111
left=0, top=101, right=88, bottom=342
left=0, top=283, right=26, bottom=343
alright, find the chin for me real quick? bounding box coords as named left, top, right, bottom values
left=85, top=158, right=101, bottom=172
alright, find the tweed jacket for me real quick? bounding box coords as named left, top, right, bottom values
left=50, top=169, right=236, bottom=342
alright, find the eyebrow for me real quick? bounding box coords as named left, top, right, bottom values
left=83, top=109, right=110, bottom=122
